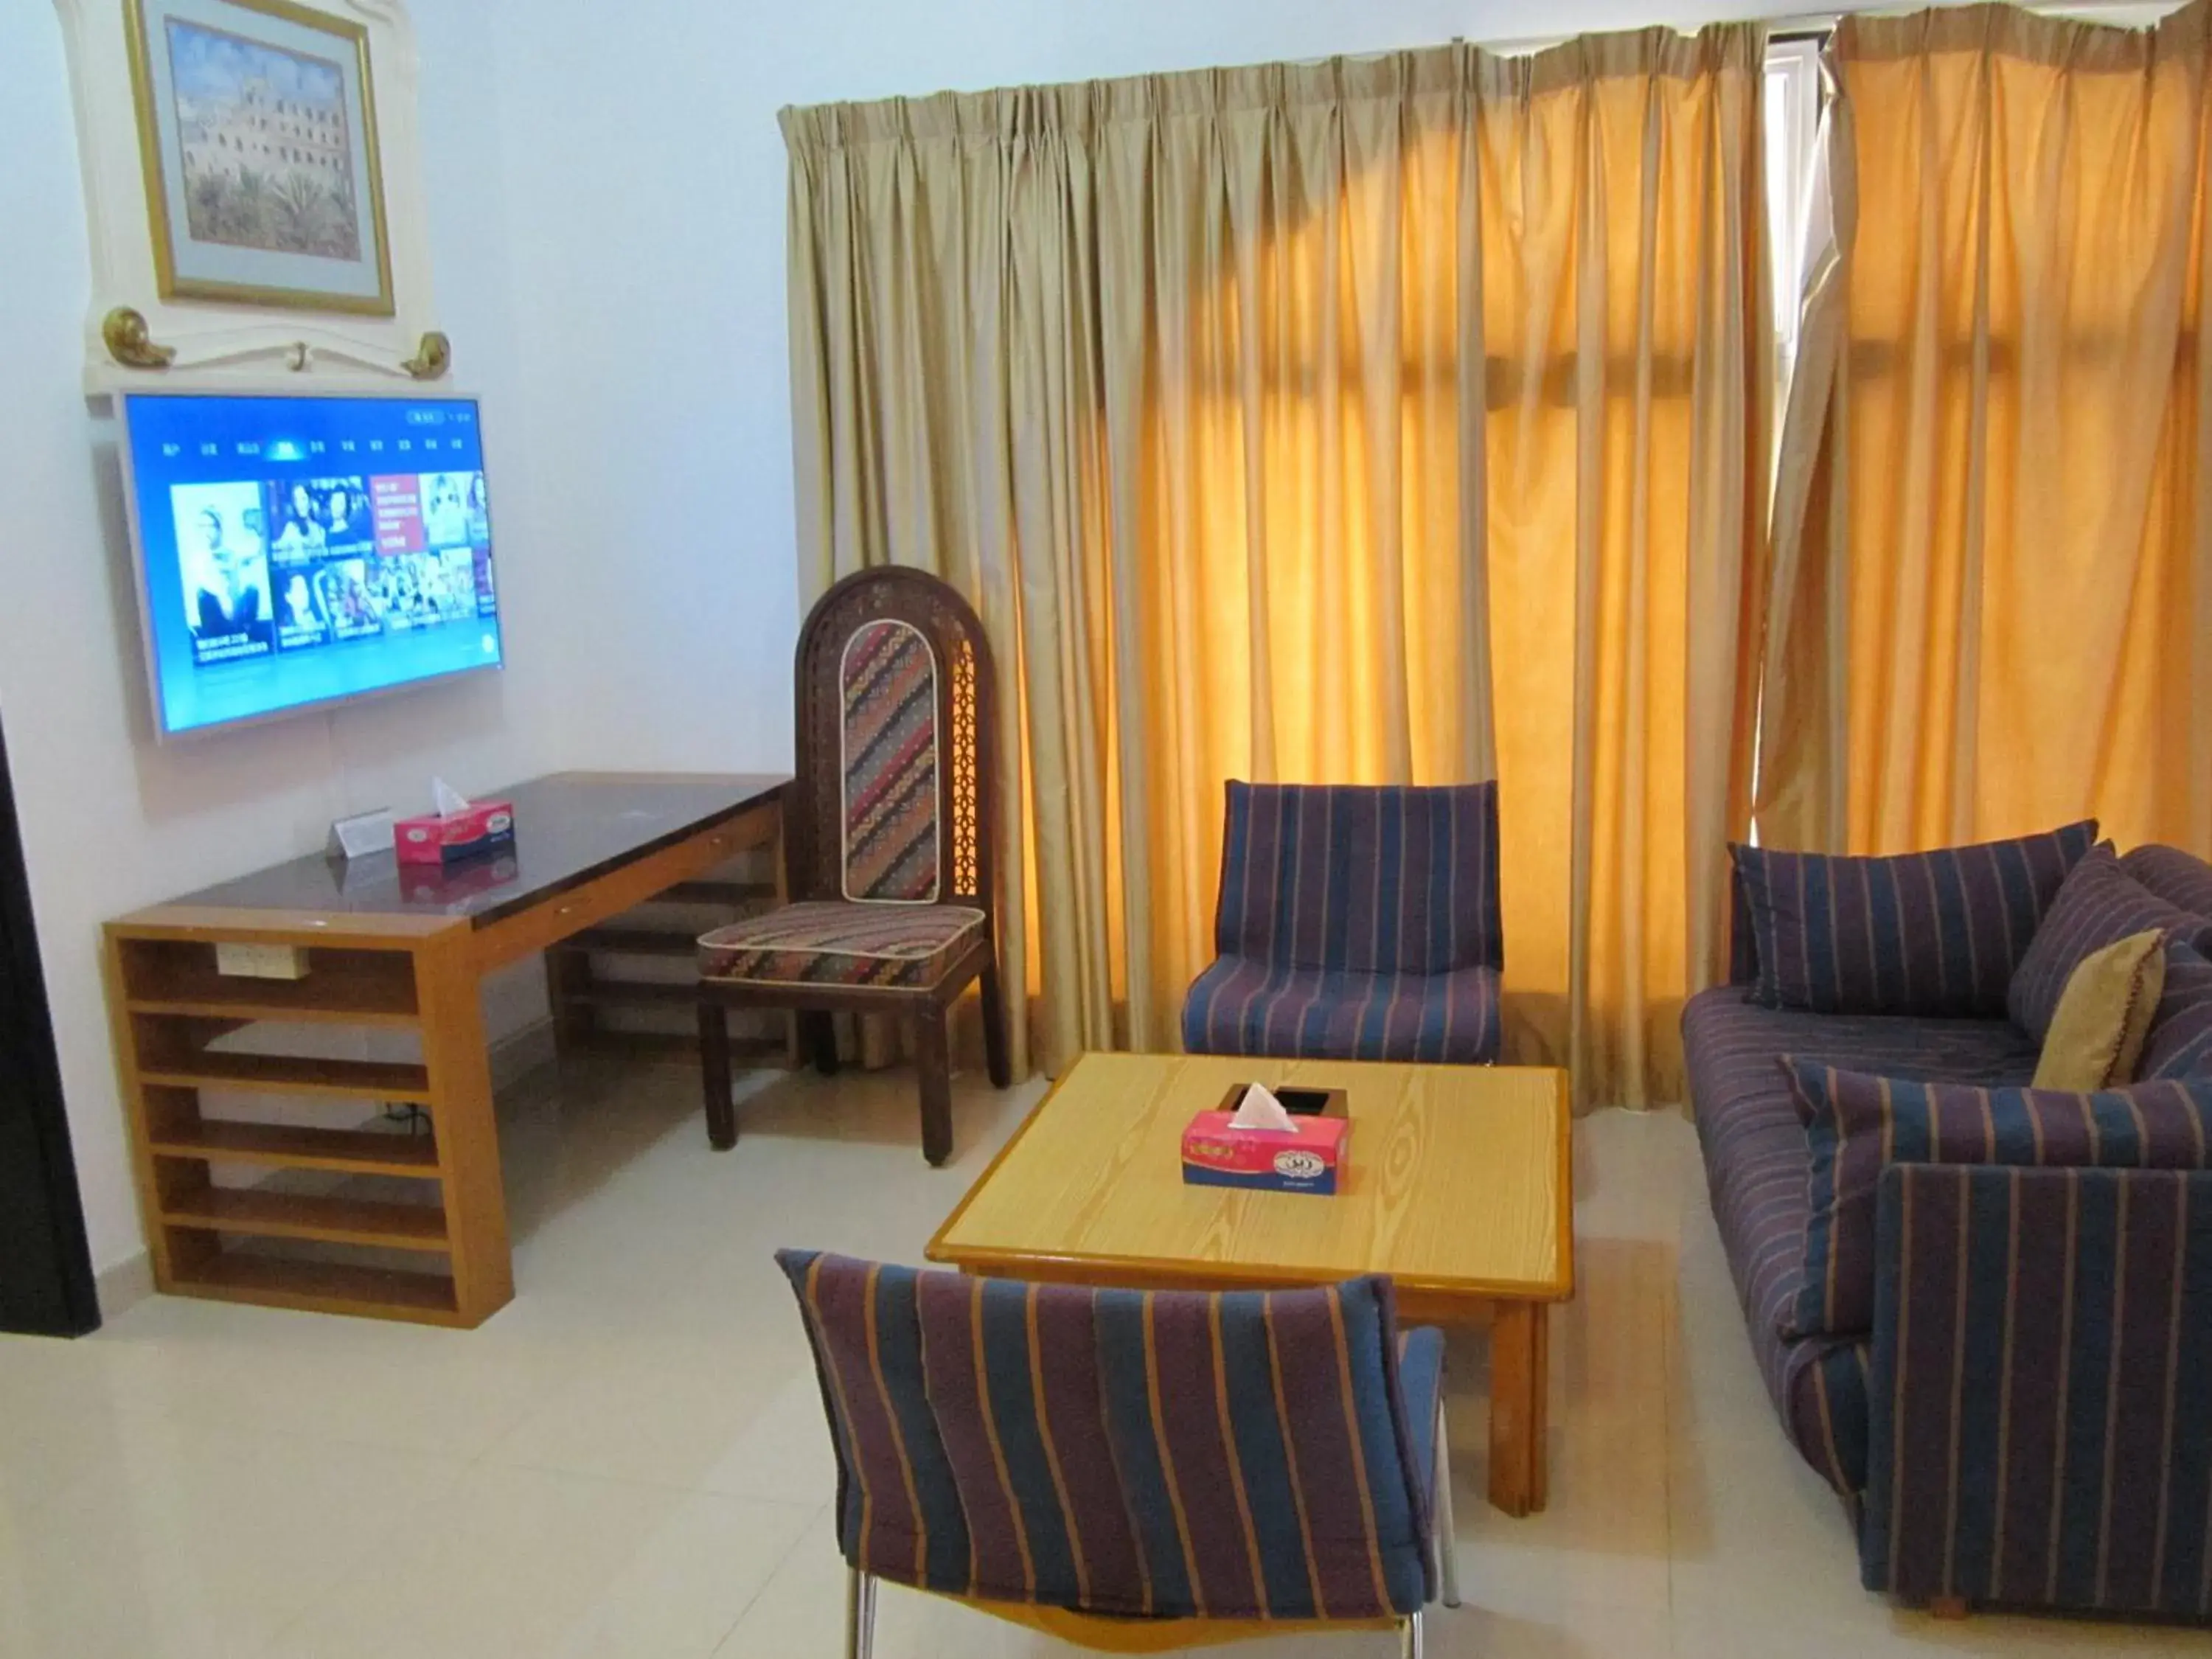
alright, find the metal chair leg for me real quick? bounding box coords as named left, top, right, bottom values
left=1400, top=1608, right=1425, bottom=1658
left=844, top=1567, right=876, bottom=1659
left=1433, top=1398, right=1462, bottom=1609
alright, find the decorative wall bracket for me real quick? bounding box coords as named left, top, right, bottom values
left=100, top=306, right=173, bottom=369
left=401, top=331, right=452, bottom=380
left=99, top=306, right=453, bottom=383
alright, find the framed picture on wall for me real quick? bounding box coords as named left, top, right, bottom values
left=123, top=0, right=394, bottom=315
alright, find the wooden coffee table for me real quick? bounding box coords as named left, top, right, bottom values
left=926, top=1051, right=1573, bottom=1515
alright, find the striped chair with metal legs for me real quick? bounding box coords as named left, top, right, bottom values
left=777, top=1251, right=1461, bottom=1656
left=1181, top=782, right=1505, bottom=1066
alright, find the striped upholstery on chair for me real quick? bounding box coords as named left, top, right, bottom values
left=1213, top=782, right=1500, bottom=975
left=1863, top=1164, right=2212, bottom=1616
left=841, top=619, right=940, bottom=902
left=1784, top=1065, right=2212, bottom=1340
left=776, top=1251, right=1439, bottom=1623
left=1183, top=782, right=1503, bottom=1065
left=1683, top=989, right=2039, bottom=1494
left=1181, top=961, right=1500, bottom=1065
left=2006, top=846, right=2212, bottom=1043
left=1730, top=822, right=2096, bottom=1018
left=2121, top=844, right=2212, bottom=921
left=2144, top=940, right=2212, bottom=1080
left=698, top=900, right=983, bottom=988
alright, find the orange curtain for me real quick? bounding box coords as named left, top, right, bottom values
left=1760, top=1, right=2212, bottom=859
left=784, top=28, right=1770, bottom=1106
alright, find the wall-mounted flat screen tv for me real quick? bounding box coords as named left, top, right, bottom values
left=119, top=392, right=503, bottom=737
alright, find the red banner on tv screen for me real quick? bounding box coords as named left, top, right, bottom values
left=371, top=474, right=425, bottom=554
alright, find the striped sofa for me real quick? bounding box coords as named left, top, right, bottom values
left=1684, top=840, right=2212, bottom=1618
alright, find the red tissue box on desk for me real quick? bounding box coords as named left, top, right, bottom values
left=1181, top=1082, right=1349, bottom=1195
left=394, top=799, right=515, bottom=866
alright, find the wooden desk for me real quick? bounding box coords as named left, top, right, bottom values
left=102, top=771, right=786, bottom=1328
left=927, top=1051, right=1573, bottom=1515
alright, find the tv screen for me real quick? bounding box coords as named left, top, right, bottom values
left=119, top=392, right=504, bottom=737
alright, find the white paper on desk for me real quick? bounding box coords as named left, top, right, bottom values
left=431, top=776, right=472, bottom=818
left=1230, top=1082, right=1298, bottom=1133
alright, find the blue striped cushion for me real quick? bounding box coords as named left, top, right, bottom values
left=776, top=1251, right=1434, bottom=1621
left=1683, top=990, right=2038, bottom=1492
left=2143, top=939, right=2212, bottom=1080
left=1214, top=782, right=1500, bottom=975
left=1782, top=1064, right=2212, bottom=1339
left=2121, top=844, right=2212, bottom=921
left=1180, top=959, right=1502, bottom=1064
left=1731, top=823, right=2095, bottom=1018
left=2006, top=846, right=2212, bottom=1043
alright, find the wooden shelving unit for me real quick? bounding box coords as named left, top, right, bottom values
left=102, top=773, right=788, bottom=1328
left=108, top=931, right=476, bottom=1325
left=546, top=869, right=787, bottom=1066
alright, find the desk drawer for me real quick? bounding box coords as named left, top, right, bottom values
left=469, top=802, right=778, bottom=973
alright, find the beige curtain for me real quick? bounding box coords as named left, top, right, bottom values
left=784, top=26, right=1769, bottom=1106
left=1761, top=1, right=2212, bottom=858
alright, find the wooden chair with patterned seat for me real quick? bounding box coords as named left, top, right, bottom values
left=776, top=1250, right=1462, bottom=1658
left=696, top=567, right=1010, bottom=1165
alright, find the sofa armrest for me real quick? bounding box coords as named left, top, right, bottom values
left=1863, top=1163, right=2212, bottom=1615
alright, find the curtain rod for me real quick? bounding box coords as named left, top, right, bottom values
left=1470, top=0, right=2178, bottom=57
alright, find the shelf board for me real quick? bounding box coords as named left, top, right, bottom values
left=119, top=945, right=419, bottom=1024
left=560, top=979, right=698, bottom=1007
left=148, top=1121, right=440, bottom=1178
left=575, top=1029, right=785, bottom=1064
left=127, top=992, right=420, bottom=1029
left=658, top=880, right=775, bottom=906
left=558, top=928, right=700, bottom=959
left=162, top=1188, right=450, bottom=1252
left=139, top=1051, right=433, bottom=1104
left=168, top=1253, right=462, bottom=1324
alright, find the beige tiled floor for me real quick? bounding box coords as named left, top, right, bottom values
left=2, top=1057, right=2207, bottom=1658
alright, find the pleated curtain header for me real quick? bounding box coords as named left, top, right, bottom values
left=779, top=24, right=1764, bottom=156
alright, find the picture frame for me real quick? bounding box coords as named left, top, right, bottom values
left=122, top=0, right=394, bottom=316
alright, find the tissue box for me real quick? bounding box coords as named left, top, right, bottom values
left=1181, top=1107, right=1349, bottom=1196
left=394, top=799, right=515, bottom=866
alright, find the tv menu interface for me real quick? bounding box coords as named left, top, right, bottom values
left=122, top=393, right=503, bottom=735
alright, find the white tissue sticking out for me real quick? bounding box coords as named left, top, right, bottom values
left=1229, top=1082, right=1298, bottom=1133
left=431, top=776, right=472, bottom=818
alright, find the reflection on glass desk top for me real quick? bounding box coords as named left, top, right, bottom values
left=160, top=773, right=787, bottom=926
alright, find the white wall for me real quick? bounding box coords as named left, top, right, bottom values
left=481, top=0, right=1787, bottom=772
left=0, top=1, right=576, bottom=1281
left=8, top=0, right=1792, bottom=1287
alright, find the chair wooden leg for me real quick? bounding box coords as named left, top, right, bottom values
left=914, top=1004, right=954, bottom=1166
left=800, top=1010, right=840, bottom=1077
left=698, top=995, right=735, bottom=1150
left=1929, top=1596, right=1970, bottom=1621
left=979, top=956, right=1012, bottom=1089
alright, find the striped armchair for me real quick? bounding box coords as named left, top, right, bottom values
left=776, top=1251, right=1461, bottom=1656
left=1181, top=782, right=1504, bottom=1065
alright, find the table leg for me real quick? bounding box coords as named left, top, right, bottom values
left=416, top=934, right=513, bottom=1326
left=1489, top=1300, right=1549, bottom=1517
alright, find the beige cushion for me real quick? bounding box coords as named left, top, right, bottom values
left=2032, top=928, right=2169, bottom=1091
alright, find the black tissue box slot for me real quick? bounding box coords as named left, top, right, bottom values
left=1217, top=1082, right=1348, bottom=1119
